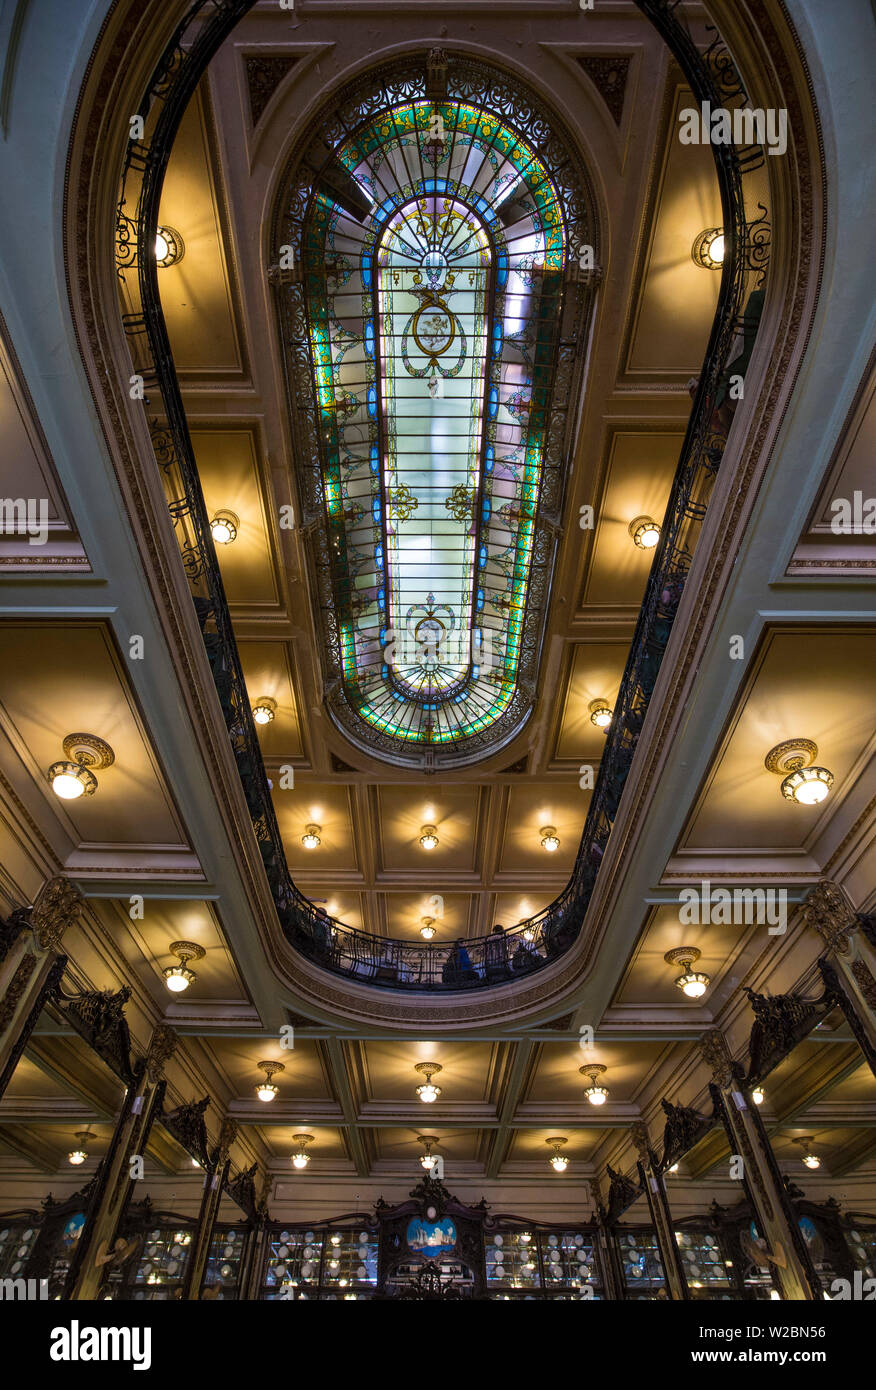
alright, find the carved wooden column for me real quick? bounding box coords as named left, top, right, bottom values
left=239, top=1214, right=269, bottom=1301
left=0, top=877, right=81, bottom=1098
left=182, top=1116, right=237, bottom=1300
left=67, top=1023, right=177, bottom=1300
left=699, top=1028, right=820, bottom=1300
left=802, top=880, right=876, bottom=1070
left=589, top=1176, right=622, bottom=1301
left=631, top=1120, right=689, bottom=1300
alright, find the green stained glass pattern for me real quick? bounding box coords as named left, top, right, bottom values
left=301, top=96, right=567, bottom=748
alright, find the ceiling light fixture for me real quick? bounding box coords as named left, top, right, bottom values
left=209, top=510, right=239, bottom=545
left=691, top=226, right=725, bottom=270
left=255, top=1060, right=285, bottom=1103
left=252, top=697, right=277, bottom=726
left=664, top=946, right=710, bottom=998
left=765, top=739, right=834, bottom=806
left=301, top=823, right=322, bottom=850
left=540, top=825, right=560, bottom=852
left=419, top=917, right=436, bottom=941
left=68, top=1131, right=95, bottom=1166
left=751, top=1085, right=765, bottom=1106
left=792, top=1136, right=821, bottom=1170
left=48, top=733, right=115, bottom=801
left=418, top=1136, right=439, bottom=1171
left=589, top=698, right=612, bottom=730
left=579, top=1064, right=609, bottom=1106
left=414, top=1062, right=443, bottom=1103
left=154, top=225, right=185, bottom=268
left=547, top=1137, right=569, bottom=1172
left=629, top=516, right=661, bottom=550
left=163, top=940, right=206, bottom=994
left=419, top=824, right=439, bottom=850
left=290, top=1134, right=314, bottom=1169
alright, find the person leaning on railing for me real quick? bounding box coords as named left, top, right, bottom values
left=484, top=925, right=511, bottom=983
left=442, top=937, right=477, bottom=986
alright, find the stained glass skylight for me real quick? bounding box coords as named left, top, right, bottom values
left=279, top=59, right=597, bottom=765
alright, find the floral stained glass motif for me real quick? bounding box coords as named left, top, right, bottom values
left=301, top=95, right=569, bottom=753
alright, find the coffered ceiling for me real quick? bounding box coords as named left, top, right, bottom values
left=0, top=0, right=873, bottom=1216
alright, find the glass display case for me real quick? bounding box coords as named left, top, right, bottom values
left=485, top=1227, right=602, bottom=1299
left=261, top=1225, right=379, bottom=1299
left=614, top=1227, right=667, bottom=1299
left=0, top=1214, right=40, bottom=1279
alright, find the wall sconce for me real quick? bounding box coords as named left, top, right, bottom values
left=290, top=1134, right=314, bottom=1169
left=154, top=225, right=185, bottom=267
left=414, top=1062, right=442, bottom=1103
left=540, top=825, right=560, bottom=852
left=751, top=1085, right=765, bottom=1106
left=691, top=227, right=725, bottom=269
left=765, top=739, right=834, bottom=805
left=418, top=1136, right=439, bottom=1171
left=419, top=824, right=439, bottom=850
left=589, top=699, right=612, bottom=730
left=419, top=917, right=436, bottom=940
left=664, top=946, right=710, bottom=998
left=68, top=1130, right=95, bottom=1166
left=668, top=1162, right=680, bottom=1174
left=209, top=510, right=239, bottom=545
left=301, top=823, right=322, bottom=849
left=163, top=940, right=205, bottom=994
left=629, top=516, right=661, bottom=549
left=580, top=1064, right=609, bottom=1106
left=255, top=1060, right=285, bottom=1102
left=547, top=1137, right=569, bottom=1172
left=252, top=697, right=277, bottom=726
left=47, top=733, right=115, bottom=801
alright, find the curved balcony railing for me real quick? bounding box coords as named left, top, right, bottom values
left=114, top=0, right=770, bottom=992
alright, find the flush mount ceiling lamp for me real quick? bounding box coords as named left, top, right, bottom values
left=540, top=825, right=560, bottom=852
left=792, top=1136, right=822, bottom=1170
left=251, top=697, right=277, bottom=726
left=414, top=1062, right=443, bottom=1103
left=47, top=733, right=115, bottom=801
left=628, top=515, right=661, bottom=550
left=418, top=1135, right=439, bottom=1171
left=589, top=698, right=612, bottom=731
left=419, top=824, right=439, bottom=850
left=68, top=1130, right=96, bottom=1166
left=579, top=1063, right=609, bottom=1107
left=691, top=226, right=725, bottom=270
left=751, top=1085, right=765, bottom=1106
left=301, top=823, right=322, bottom=850
left=290, top=1134, right=314, bottom=1169
left=765, top=739, right=834, bottom=806
left=664, top=946, right=710, bottom=998
left=163, top=940, right=205, bottom=994
left=154, top=225, right=185, bottom=268
left=209, top=509, right=239, bottom=545
left=419, top=916, right=437, bottom=941
left=547, top=1137, right=569, bottom=1172
left=255, top=1060, right=285, bottom=1103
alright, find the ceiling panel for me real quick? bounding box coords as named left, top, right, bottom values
left=682, top=629, right=876, bottom=850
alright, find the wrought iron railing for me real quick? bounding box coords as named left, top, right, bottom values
left=113, top=0, right=770, bottom=992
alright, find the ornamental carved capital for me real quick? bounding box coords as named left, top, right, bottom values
left=145, top=1023, right=177, bottom=1084
left=800, top=879, right=857, bottom=955
left=699, top=1028, right=735, bottom=1089
left=30, top=876, right=82, bottom=953
left=218, top=1115, right=239, bottom=1158
left=630, top=1120, right=651, bottom=1165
